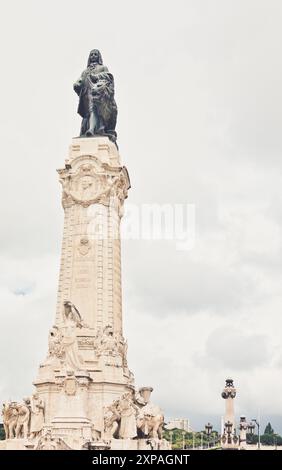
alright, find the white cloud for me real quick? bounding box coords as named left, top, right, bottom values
left=195, top=327, right=270, bottom=370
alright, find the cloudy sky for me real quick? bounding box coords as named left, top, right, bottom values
left=1, top=0, right=282, bottom=433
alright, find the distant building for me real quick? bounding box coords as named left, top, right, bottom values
left=166, top=418, right=191, bottom=432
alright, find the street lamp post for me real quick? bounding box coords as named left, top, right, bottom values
left=248, top=423, right=255, bottom=435
left=225, top=420, right=233, bottom=444
left=200, top=432, right=203, bottom=450
left=205, top=423, right=213, bottom=449
left=192, top=432, right=195, bottom=450
left=252, top=419, right=260, bottom=450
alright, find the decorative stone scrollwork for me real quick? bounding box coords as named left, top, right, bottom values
left=59, top=163, right=111, bottom=207
left=77, top=237, right=91, bottom=256
left=58, top=159, right=130, bottom=214
left=63, top=371, right=78, bottom=396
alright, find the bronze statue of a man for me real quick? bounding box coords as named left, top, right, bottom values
left=74, top=49, right=117, bottom=143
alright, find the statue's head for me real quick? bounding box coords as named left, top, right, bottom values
left=87, top=49, right=103, bottom=67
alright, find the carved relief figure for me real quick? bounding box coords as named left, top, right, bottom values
left=114, top=332, right=128, bottom=368
left=136, top=404, right=164, bottom=440
left=15, top=398, right=31, bottom=439
left=30, top=394, right=45, bottom=439
left=96, top=325, right=119, bottom=357
left=74, top=49, right=117, bottom=143
left=96, top=326, right=128, bottom=361
left=104, top=400, right=120, bottom=439
left=103, top=389, right=138, bottom=440
left=110, top=174, right=128, bottom=217
left=95, top=326, right=131, bottom=369
left=60, top=301, right=84, bottom=371
left=2, top=402, right=18, bottom=439
left=135, top=387, right=164, bottom=439
left=103, top=387, right=164, bottom=442
left=117, top=389, right=138, bottom=439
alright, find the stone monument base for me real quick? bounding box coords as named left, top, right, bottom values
left=0, top=436, right=170, bottom=451
left=0, top=439, right=30, bottom=451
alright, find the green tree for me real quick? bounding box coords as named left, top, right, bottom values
left=264, top=422, right=274, bottom=435
left=246, top=433, right=258, bottom=445
left=261, top=434, right=274, bottom=445
left=275, top=435, right=282, bottom=445
left=163, top=427, right=220, bottom=449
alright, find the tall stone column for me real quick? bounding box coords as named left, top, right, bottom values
left=33, top=137, right=134, bottom=445
left=55, top=137, right=129, bottom=339
left=221, top=378, right=239, bottom=449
